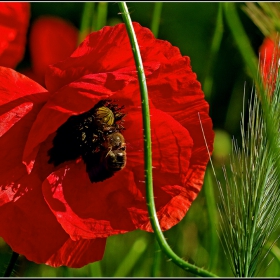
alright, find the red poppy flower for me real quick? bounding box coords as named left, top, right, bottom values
left=0, top=2, right=30, bottom=68
left=259, top=36, right=280, bottom=95
left=0, top=22, right=214, bottom=268
left=27, top=16, right=79, bottom=86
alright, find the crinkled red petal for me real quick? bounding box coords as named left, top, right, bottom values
left=29, top=16, right=78, bottom=86
left=0, top=171, right=70, bottom=264
left=46, top=237, right=106, bottom=268
left=42, top=108, right=193, bottom=238
left=42, top=161, right=138, bottom=239
left=0, top=170, right=105, bottom=268
left=146, top=56, right=205, bottom=112
left=45, top=22, right=182, bottom=92
left=0, top=68, right=63, bottom=265
left=0, top=2, right=30, bottom=68
left=123, top=108, right=198, bottom=231
left=0, top=67, right=48, bottom=186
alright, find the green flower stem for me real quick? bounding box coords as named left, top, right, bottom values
left=3, top=251, right=19, bottom=277
left=118, top=2, right=217, bottom=277
left=150, top=2, right=163, bottom=38
left=78, top=2, right=95, bottom=44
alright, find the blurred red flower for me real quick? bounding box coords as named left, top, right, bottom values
left=22, top=16, right=79, bottom=86
left=0, top=2, right=30, bottom=68
left=0, top=22, right=214, bottom=268
left=259, top=36, right=280, bottom=95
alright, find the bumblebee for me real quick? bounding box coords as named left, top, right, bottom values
left=48, top=99, right=126, bottom=183
left=104, top=132, right=126, bottom=171
left=85, top=132, right=127, bottom=183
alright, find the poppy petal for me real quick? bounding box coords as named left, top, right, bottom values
left=45, top=22, right=181, bottom=92
left=46, top=237, right=106, bottom=268
left=29, top=16, right=79, bottom=86
left=0, top=166, right=106, bottom=268
left=0, top=67, right=48, bottom=186
left=0, top=2, right=30, bottom=68
left=123, top=108, right=197, bottom=231
left=42, top=162, right=138, bottom=239
left=0, top=172, right=70, bottom=264
left=146, top=55, right=205, bottom=112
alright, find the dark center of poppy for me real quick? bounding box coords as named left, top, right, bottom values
left=48, top=99, right=126, bottom=183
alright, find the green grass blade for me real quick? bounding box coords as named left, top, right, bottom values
left=78, top=2, right=95, bottom=44
left=95, top=2, right=108, bottom=31
left=150, top=2, right=163, bottom=38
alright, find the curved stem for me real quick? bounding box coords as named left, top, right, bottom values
left=3, top=251, right=19, bottom=277
left=118, top=2, right=217, bottom=277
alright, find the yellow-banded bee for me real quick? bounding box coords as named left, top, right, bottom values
left=48, top=99, right=126, bottom=183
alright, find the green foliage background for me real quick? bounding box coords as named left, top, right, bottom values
left=1, top=2, right=278, bottom=277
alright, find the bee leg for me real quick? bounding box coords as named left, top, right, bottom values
left=105, top=147, right=112, bottom=158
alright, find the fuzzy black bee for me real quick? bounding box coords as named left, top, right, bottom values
left=48, top=99, right=126, bottom=183
left=85, top=132, right=127, bottom=183
left=104, top=132, right=126, bottom=171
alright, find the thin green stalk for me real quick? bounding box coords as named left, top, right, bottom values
left=113, top=237, right=148, bottom=277
left=3, top=251, right=19, bottom=277
left=203, top=2, right=223, bottom=100
left=151, top=239, right=162, bottom=277
left=265, top=242, right=280, bottom=265
left=243, top=161, right=268, bottom=277
left=95, top=2, right=108, bottom=31
left=150, top=2, right=163, bottom=38
left=78, top=2, right=95, bottom=44
left=88, top=261, right=102, bottom=277
left=222, top=3, right=259, bottom=81
left=118, top=2, right=217, bottom=277
left=204, top=168, right=219, bottom=271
